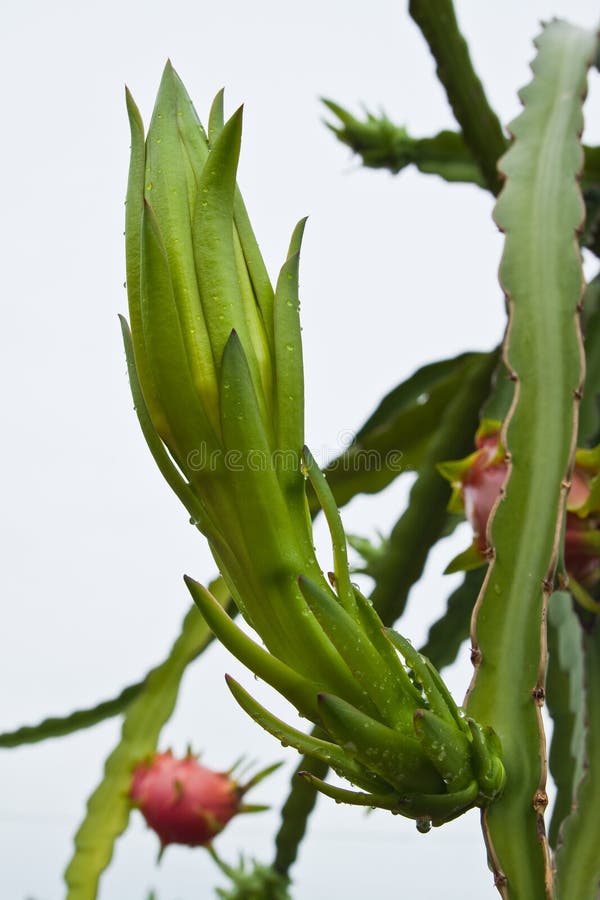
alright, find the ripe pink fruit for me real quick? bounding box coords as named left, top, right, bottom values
left=130, top=751, right=242, bottom=848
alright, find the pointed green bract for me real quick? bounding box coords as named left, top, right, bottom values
left=193, top=109, right=271, bottom=420
left=225, top=677, right=387, bottom=794
left=120, top=317, right=218, bottom=539
left=208, top=88, right=225, bottom=143
left=273, top=222, right=306, bottom=486
left=301, top=446, right=357, bottom=617
left=146, top=65, right=218, bottom=426
left=297, top=772, right=403, bottom=811
left=352, top=586, right=422, bottom=705
left=141, top=200, right=218, bottom=464
left=299, top=771, right=479, bottom=825
left=317, top=693, right=443, bottom=794
left=299, top=576, right=411, bottom=729
left=413, top=709, right=472, bottom=791
left=387, top=631, right=458, bottom=729
left=185, top=576, right=320, bottom=721
left=125, top=89, right=173, bottom=445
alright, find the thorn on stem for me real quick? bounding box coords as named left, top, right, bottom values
left=531, top=686, right=545, bottom=705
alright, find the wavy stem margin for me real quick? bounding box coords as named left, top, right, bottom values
left=464, top=21, right=596, bottom=899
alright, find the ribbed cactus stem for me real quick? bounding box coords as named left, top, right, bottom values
left=464, top=21, right=596, bottom=899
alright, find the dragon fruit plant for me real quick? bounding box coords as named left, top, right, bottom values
left=5, top=4, right=600, bottom=900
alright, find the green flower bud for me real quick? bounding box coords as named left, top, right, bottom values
left=122, top=65, right=505, bottom=829
left=124, top=64, right=330, bottom=680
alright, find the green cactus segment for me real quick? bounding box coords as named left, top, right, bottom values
left=408, top=0, right=507, bottom=193
left=0, top=680, right=143, bottom=749
left=579, top=276, right=600, bottom=444
left=546, top=593, right=586, bottom=848
left=465, top=22, right=595, bottom=899
left=64, top=585, right=230, bottom=900
left=224, top=677, right=387, bottom=794
left=554, top=622, right=600, bottom=900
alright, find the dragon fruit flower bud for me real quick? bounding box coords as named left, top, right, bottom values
left=130, top=751, right=272, bottom=849
left=438, top=421, right=600, bottom=591
left=460, top=427, right=508, bottom=554
left=437, top=420, right=507, bottom=570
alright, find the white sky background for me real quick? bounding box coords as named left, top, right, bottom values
left=2, top=1, right=600, bottom=898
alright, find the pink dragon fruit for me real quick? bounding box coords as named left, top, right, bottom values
left=130, top=750, right=274, bottom=850
left=438, top=420, right=600, bottom=601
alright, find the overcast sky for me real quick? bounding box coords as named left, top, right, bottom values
left=2, top=2, right=600, bottom=898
